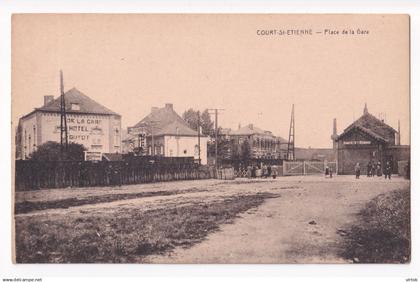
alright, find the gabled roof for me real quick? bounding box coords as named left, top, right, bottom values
left=343, top=112, right=397, bottom=134
left=337, top=124, right=387, bottom=143
left=155, top=120, right=199, bottom=137
left=132, top=104, right=202, bottom=137
left=30, top=87, right=119, bottom=117
left=336, top=109, right=397, bottom=143
left=133, top=105, right=186, bottom=129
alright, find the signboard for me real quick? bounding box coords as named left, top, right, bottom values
left=128, top=126, right=147, bottom=135
left=84, top=151, right=102, bottom=161
left=343, top=140, right=371, bottom=145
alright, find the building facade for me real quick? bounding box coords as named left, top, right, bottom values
left=16, top=88, right=122, bottom=160
left=124, top=103, right=208, bottom=164
left=333, top=104, right=409, bottom=175
left=228, top=124, right=288, bottom=159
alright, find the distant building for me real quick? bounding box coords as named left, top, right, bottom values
left=294, top=147, right=335, bottom=161
left=333, top=104, right=409, bottom=174
left=124, top=103, right=208, bottom=164
left=16, top=88, right=122, bottom=160
left=228, top=124, right=288, bottom=159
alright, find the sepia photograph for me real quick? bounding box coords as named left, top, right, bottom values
left=11, top=14, right=410, bottom=264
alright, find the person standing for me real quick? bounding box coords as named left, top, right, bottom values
left=355, top=163, right=361, bottom=179
left=371, top=162, right=376, bottom=177
left=367, top=161, right=372, bottom=177
left=325, top=165, right=330, bottom=178
left=377, top=161, right=382, bottom=177
left=385, top=161, right=392, bottom=180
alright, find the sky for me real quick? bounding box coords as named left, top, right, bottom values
left=12, top=14, right=410, bottom=148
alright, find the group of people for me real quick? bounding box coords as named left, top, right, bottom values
left=354, top=160, right=393, bottom=179
left=246, top=164, right=277, bottom=179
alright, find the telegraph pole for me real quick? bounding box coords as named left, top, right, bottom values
left=197, top=111, right=201, bottom=165
left=207, top=108, right=225, bottom=168
left=60, top=70, right=68, bottom=159
left=287, top=104, right=295, bottom=161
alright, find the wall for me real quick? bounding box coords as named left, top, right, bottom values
left=164, top=135, right=208, bottom=164
left=19, top=113, right=38, bottom=159
left=18, top=111, right=121, bottom=159
left=337, top=130, right=382, bottom=175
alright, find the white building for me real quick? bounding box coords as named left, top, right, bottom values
left=124, top=103, right=209, bottom=164
left=16, top=88, right=121, bottom=159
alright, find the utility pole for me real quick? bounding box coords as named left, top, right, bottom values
left=59, top=70, right=68, bottom=159
left=207, top=108, right=225, bottom=168
left=197, top=111, right=201, bottom=165
left=287, top=104, right=295, bottom=161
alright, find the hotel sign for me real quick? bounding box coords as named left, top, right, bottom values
left=343, top=140, right=371, bottom=145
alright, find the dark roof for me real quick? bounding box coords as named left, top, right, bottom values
left=132, top=104, right=202, bottom=137
left=155, top=120, right=199, bottom=137
left=133, top=105, right=186, bottom=128
left=336, top=111, right=396, bottom=143
left=28, top=87, right=120, bottom=117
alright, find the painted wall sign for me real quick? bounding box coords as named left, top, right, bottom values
left=343, top=140, right=371, bottom=145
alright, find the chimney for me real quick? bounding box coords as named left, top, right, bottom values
left=333, top=118, right=337, bottom=136
left=396, top=120, right=401, bottom=145
left=44, top=95, right=54, bottom=106
left=165, top=103, right=173, bottom=110
left=151, top=107, right=159, bottom=113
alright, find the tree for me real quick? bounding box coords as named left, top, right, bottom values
left=29, top=141, right=87, bottom=161
left=240, top=139, right=251, bottom=161
left=182, top=108, right=214, bottom=136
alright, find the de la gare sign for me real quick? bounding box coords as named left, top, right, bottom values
left=343, top=140, right=371, bottom=145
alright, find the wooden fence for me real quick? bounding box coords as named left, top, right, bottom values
left=15, top=159, right=213, bottom=191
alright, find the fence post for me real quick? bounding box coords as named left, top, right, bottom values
left=303, top=161, right=306, bottom=175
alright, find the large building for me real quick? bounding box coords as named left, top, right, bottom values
left=123, top=103, right=209, bottom=164
left=16, top=88, right=122, bottom=159
left=332, top=104, right=409, bottom=174
left=228, top=124, right=288, bottom=159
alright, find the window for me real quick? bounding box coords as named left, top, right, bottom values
left=113, top=127, right=120, bottom=145
left=71, top=103, right=80, bottom=111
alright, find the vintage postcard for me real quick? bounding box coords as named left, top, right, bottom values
left=12, top=14, right=410, bottom=263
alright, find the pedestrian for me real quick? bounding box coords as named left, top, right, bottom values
left=325, top=165, right=330, bottom=178
left=384, top=161, right=392, bottom=180
left=267, top=165, right=272, bottom=177
left=272, top=166, right=277, bottom=179
left=262, top=164, right=267, bottom=178
left=251, top=165, right=256, bottom=178
left=329, top=166, right=333, bottom=178
left=376, top=161, right=382, bottom=177
left=371, top=162, right=376, bottom=177
left=367, top=161, right=372, bottom=177
left=355, top=162, right=361, bottom=179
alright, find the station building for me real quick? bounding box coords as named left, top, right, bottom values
left=124, top=103, right=209, bottom=164
left=332, top=104, right=409, bottom=175
left=16, top=88, right=122, bottom=159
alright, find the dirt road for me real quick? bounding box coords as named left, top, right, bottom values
left=146, top=176, right=409, bottom=263
left=15, top=175, right=409, bottom=263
